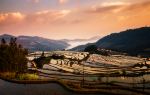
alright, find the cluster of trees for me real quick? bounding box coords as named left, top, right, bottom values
left=84, top=45, right=109, bottom=56
left=84, top=45, right=97, bottom=54
left=33, top=52, right=51, bottom=68
left=0, top=38, right=28, bottom=72
left=34, top=52, right=66, bottom=69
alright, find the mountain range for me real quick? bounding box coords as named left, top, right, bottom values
left=71, top=27, right=150, bottom=56
left=0, top=34, right=99, bottom=52
left=0, top=34, right=69, bottom=52
left=96, top=27, right=150, bottom=55
left=1, top=27, right=150, bottom=56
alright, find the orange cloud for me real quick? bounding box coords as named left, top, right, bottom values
left=29, top=0, right=40, bottom=3
left=0, top=10, right=71, bottom=26
left=100, top=1, right=129, bottom=7
left=83, top=1, right=130, bottom=14
left=59, top=0, right=68, bottom=4
left=85, top=5, right=123, bottom=14
left=0, top=12, right=25, bottom=26
left=122, top=1, right=150, bottom=12
left=29, top=10, right=71, bottom=24
left=0, top=1, right=150, bottom=39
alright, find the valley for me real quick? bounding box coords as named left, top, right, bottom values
left=26, top=51, right=150, bottom=94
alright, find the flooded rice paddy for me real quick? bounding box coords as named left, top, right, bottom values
left=1, top=51, right=150, bottom=95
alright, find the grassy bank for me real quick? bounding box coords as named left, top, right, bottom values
left=0, top=72, right=39, bottom=80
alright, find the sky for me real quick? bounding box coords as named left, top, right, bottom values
left=0, top=0, right=150, bottom=39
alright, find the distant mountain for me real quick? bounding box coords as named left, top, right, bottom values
left=0, top=34, right=70, bottom=52
left=70, top=27, right=150, bottom=56
left=63, top=36, right=100, bottom=49
left=96, top=27, right=150, bottom=55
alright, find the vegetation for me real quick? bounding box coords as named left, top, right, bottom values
left=0, top=72, right=16, bottom=79
left=0, top=34, right=69, bottom=52
left=33, top=52, right=66, bottom=68
left=0, top=38, right=28, bottom=72
left=0, top=72, right=39, bottom=80
left=72, top=27, right=150, bottom=57
left=51, top=54, right=65, bottom=59
left=33, top=52, right=51, bottom=68
left=84, top=45, right=109, bottom=55
left=96, top=27, right=150, bottom=56
left=84, top=45, right=97, bottom=54
left=16, top=73, right=39, bottom=80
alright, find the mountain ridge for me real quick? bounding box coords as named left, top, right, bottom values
left=0, top=34, right=70, bottom=52
left=70, top=27, right=150, bottom=56
left=0, top=34, right=100, bottom=52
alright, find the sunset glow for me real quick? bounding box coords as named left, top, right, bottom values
left=0, top=0, right=150, bottom=39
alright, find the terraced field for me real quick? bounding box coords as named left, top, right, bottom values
left=27, top=51, right=150, bottom=94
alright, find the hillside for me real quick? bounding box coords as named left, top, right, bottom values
left=0, top=34, right=70, bottom=52
left=70, top=27, right=150, bottom=56
left=96, top=27, right=150, bottom=55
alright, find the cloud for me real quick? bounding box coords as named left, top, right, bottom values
left=117, top=1, right=150, bottom=22
left=79, top=2, right=128, bottom=14
left=86, top=5, right=122, bottom=14
left=83, top=1, right=150, bottom=15
left=33, top=0, right=39, bottom=3
left=0, top=12, right=25, bottom=26
left=59, top=0, right=68, bottom=4
left=122, top=1, right=150, bottom=12
left=32, top=10, right=70, bottom=24
left=0, top=9, right=71, bottom=26
left=29, top=0, right=40, bottom=3
left=0, top=0, right=150, bottom=39
left=1, top=1, right=150, bottom=26
left=100, top=1, right=129, bottom=7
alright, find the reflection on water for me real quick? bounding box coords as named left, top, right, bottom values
left=101, top=74, right=150, bottom=84
left=0, top=79, right=67, bottom=95
left=1, top=74, right=150, bottom=95
left=0, top=79, right=101, bottom=95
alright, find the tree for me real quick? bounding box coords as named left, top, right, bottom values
left=0, top=38, right=28, bottom=72
left=84, top=45, right=98, bottom=54
left=33, top=53, right=51, bottom=69
left=1, top=38, right=6, bottom=45
left=41, top=51, right=45, bottom=57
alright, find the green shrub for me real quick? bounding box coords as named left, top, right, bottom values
left=16, top=73, right=39, bottom=80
